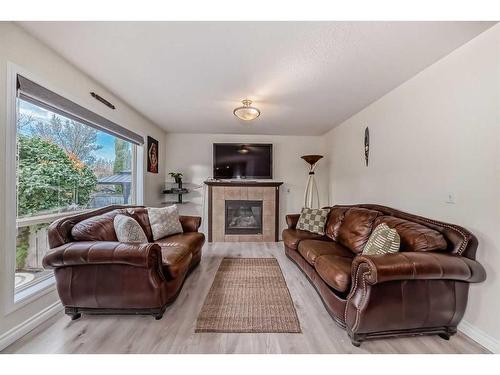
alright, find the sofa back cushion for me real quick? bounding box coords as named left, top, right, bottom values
left=325, top=207, right=349, bottom=241
left=374, top=215, right=447, bottom=252
left=337, top=207, right=381, bottom=254
left=71, top=209, right=127, bottom=242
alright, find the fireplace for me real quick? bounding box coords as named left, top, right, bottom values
left=225, top=200, right=263, bottom=235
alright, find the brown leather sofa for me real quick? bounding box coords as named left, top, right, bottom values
left=43, top=205, right=204, bottom=320
left=283, top=204, right=486, bottom=346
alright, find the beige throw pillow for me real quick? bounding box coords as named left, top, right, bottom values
left=296, top=207, right=330, bottom=235
left=113, top=214, right=148, bottom=243
left=148, top=205, right=183, bottom=240
left=362, top=223, right=400, bottom=255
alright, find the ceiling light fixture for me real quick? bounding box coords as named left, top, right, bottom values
left=233, top=99, right=260, bottom=121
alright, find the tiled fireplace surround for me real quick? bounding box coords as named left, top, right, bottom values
left=205, top=181, right=282, bottom=242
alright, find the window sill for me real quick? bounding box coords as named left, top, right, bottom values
left=7, top=275, right=57, bottom=315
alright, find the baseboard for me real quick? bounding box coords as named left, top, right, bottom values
left=459, top=320, right=500, bottom=354
left=0, top=300, right=63, bottom=352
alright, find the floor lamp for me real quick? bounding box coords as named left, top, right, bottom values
left=301, top=155, right=323, bottom=209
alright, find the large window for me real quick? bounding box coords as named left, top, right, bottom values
left=13, top=76, right=141, bottom=294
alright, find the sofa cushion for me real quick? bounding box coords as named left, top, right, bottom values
left=113, top=214, right=148, bottom=243
left=374, top=216, right=447, bottom=252
left=362, top=223, right=400, bottom=255
left=71, top=209, right=127, bottom=242
left=296, top=207, right=330, bottom=235
left=157, top=232, right=205, bottom=253
left=298, top=240, right=353, bottom=266
left=126, top=207, right=154, bottom=242
left=282, top=228, right=329, bottom=250
left=315, top=255, right=353, bottom=293
left=325, top=206, right=349, bottom=241
left=148, top=205, right=183, bottom=241
left=337, top=207, right=381, bottom=254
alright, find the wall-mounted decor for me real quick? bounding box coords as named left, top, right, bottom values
left=364, top=126, right=370, bottom=166
left=147, top=136, right=159, bottom=173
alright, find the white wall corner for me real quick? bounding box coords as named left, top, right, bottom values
left=0, top=300, right=63, bottom=352
left=459, top=320, right=500, bottom=354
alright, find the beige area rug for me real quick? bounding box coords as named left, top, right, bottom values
left=195, top=257, right=301, bottom=333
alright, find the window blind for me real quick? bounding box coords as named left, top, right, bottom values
left=17, top=75, right=144, bottom=145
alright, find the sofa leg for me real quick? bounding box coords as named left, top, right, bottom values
left=154, top=313, right=163, bottom=320
left=439, top=327, right=457, bottom=341
left=65, top=307, right=81, bottom=321
left=348, top=331, right=365, bottom=347
left=438, top=333, right=450, bottom=341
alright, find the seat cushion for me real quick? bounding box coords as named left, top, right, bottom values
left=71, top=209, right=128, bottom=242
left=315, top=255, right=353, bottom=293
left=282, top=228, right=329, bottom=250
left=298, top=240, right=353, bottom=266
left=337, top=207, right=381, bottom=254
left=157, top=232, right=205, bottom=253
left=374, top=216, right=447, bottom=252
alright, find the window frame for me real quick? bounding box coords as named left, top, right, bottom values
left=3, top=63, right=143, bottom=315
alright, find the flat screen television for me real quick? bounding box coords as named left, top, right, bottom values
left=213, top=143, right=273, bottom=179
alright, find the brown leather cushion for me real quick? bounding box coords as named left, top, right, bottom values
left=315, top=255, right=353, bottom=293
left=126, top=207, right=154, bottom=242
left=71, top=209, right=127, bottom=242
left=282, top=228, right=329, bottom=250
left=374, top=216, right=447, bottom=252
left=298, top=240, right=353, bottom=266
left=337, top=207, right=381, bottom=254
left=156, top=232, right=205, bottom=253
left=325, top=207, right=349, bottom=241
left=159, top=245, right=193, bottom=279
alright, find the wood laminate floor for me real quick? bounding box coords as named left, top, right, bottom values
left=2, top=242, right=490, bottom=354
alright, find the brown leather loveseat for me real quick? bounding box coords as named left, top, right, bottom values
left=43, top=205, right=204, bottom=320
left=283, top=204, right=486, bottom=346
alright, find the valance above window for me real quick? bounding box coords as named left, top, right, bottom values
left=17, top=74, right=144, bottom=145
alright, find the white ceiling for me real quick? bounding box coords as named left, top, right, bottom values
left=19, top=21, right=495, bottom=135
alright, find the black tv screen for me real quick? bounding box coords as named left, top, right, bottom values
left=213, top=143, right=273, bottom=179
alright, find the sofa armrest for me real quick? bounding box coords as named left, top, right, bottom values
left=43, top=241, right=162, bottom=269
left=286, top=214, right=301, bottom=229
left=179, top=215, right=201, bottom=232
left=351, top=252, right=486, bottom=285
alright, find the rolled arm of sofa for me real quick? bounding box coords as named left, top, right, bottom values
left=179, top=215, right=202, bottom=232
left=43, top=241, right=162, bottom=269
left=351, top=252, right=486, bottom=285
left=286, top=214, right=300, bottom=229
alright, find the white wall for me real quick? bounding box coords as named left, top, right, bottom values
left=322, top=24, right=500, bottom=352
left=0, top=22, right=166, bottom=348
left=164, top=133, right=329, bottom=237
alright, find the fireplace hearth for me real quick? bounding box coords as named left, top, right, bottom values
left=225, top=200, right=263, bottom=235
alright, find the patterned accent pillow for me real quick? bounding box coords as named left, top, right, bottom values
left=362, top=223, right=400, bottom=255
left=296, top=207, right=329, bottom=235
left=113, top=214, right=148, bottom=243
left=148, top=205, right=183, bottom=240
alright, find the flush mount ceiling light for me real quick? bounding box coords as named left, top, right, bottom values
left=233, top=99, right=260, bottom=121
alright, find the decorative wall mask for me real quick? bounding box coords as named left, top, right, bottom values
left=364, top=127, right=370, bottom=166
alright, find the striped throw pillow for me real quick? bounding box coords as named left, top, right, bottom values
left=362, top=223, right=400, bottom=255
left=296, top=207, right=329, bottom=235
